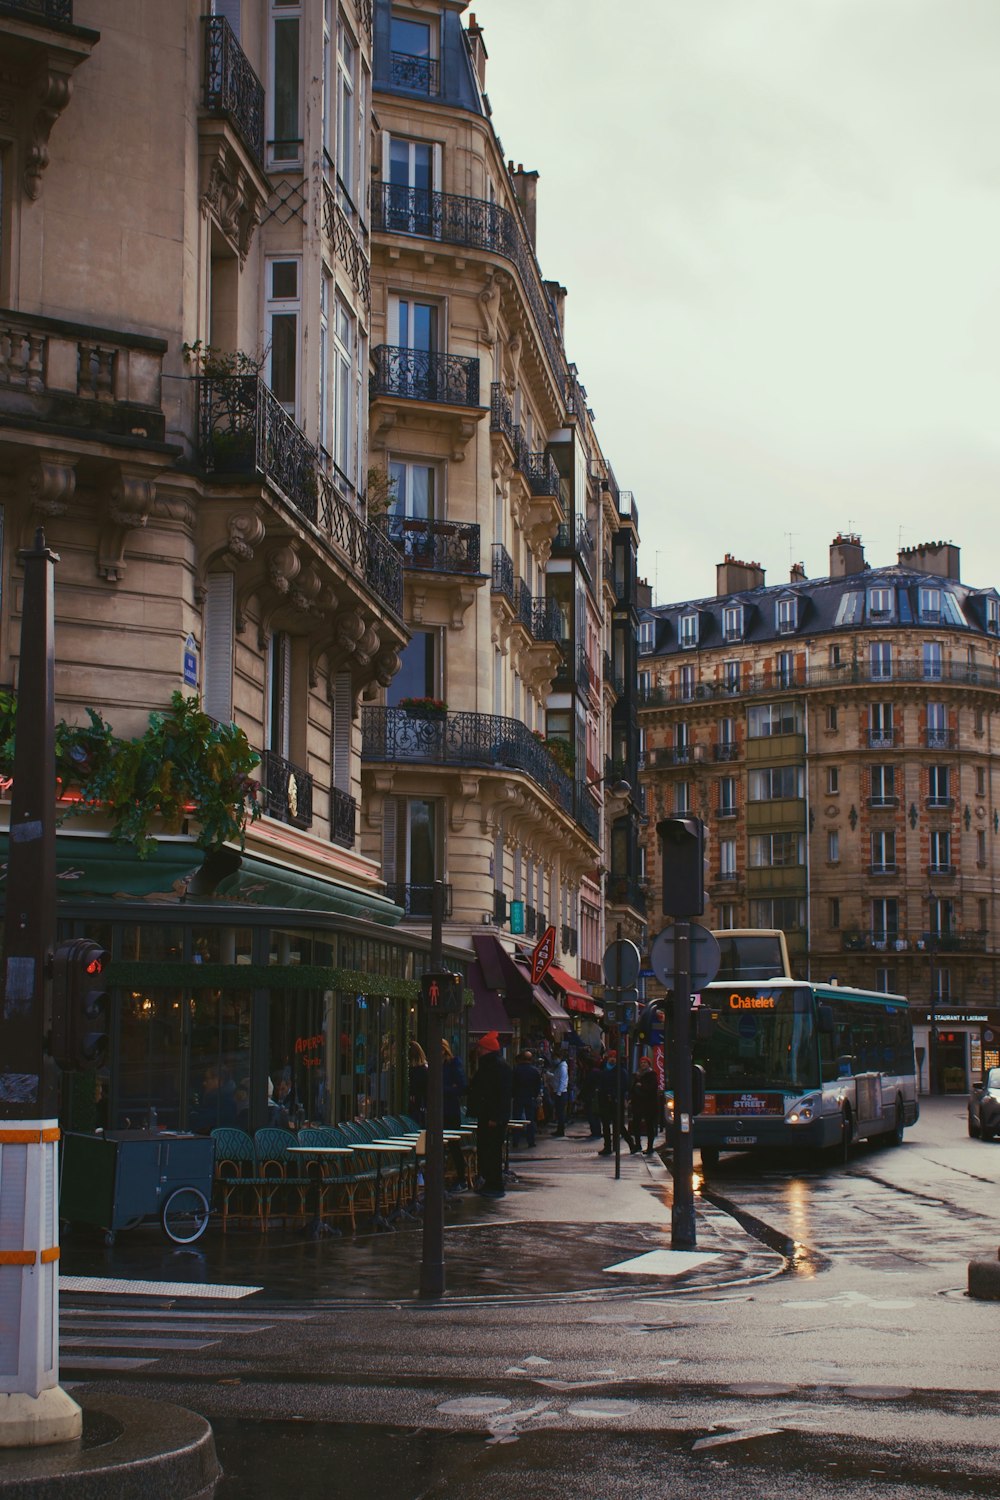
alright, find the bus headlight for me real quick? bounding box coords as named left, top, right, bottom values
left=786, top=1094, right=820, bottom=1124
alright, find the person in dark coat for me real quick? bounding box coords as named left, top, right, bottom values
left=511, top=1049, right=543, bottom=1148
left=627, top=1055, right=660, bottom=1155
left=595, top=1051, right=626, bottom=1156
left=441, top=1038, right=468, bottom=1187
left=467, top=1031, right=512, bottom=1197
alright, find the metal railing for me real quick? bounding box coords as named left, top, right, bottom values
left=202, top=15, right=266, bottom=170
left=260, top=750, right=313, bottom=829
left=842, top=930, right=987, bottom=953
left=371, top=344, right=479, bottom=407
left=641, top=657, right=1000, bottom=708
left=372, top=183, right=566, bottom=402
left=490, top=543, right=515, bottom=606
left=196, top=375, right=401, bottom=618
left=321, top=179, right=371, bottom=311
left=389, top=50, right=440, bottom=93
left=0, top=0, right=73, bottom=21
left=925, top=728, right=957, bottom=749
left=330, top=786, right=356, bottom=848
left=523, top=451, right=560, bottom=497
left=531, top=597, right=564, bottom=644
left=386, top=514, right=480, bottom=574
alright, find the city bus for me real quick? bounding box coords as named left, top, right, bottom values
left=710, top=928, right=793, bottom=983
left=691, top=978, right=919, bottom=1167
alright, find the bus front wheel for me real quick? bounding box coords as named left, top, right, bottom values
left=890, top=1100, right=905, bottom=1147
left=834, top=1106, right=853, bottom=1165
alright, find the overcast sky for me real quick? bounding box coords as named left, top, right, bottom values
left=474, top=0, right=999, bottom=606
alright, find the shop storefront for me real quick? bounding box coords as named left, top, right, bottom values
left=914, top=1011, right=1000, bottom=1095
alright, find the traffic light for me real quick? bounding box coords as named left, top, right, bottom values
left=51, top=938, right=109, bottom=1071
left=657, top=816, right=705, bottom=918
left=420, top=970, right=463, bottom=1015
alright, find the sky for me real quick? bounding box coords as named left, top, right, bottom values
left=472, top=0, right=1000, bottom=606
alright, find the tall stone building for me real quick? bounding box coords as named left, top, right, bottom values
left=638, top=536, right=1000, bottom=1095
left=0, top=0, right=640, bottom=1129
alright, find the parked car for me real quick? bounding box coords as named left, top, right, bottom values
left=968, top=1068, right=1000, bottom=1140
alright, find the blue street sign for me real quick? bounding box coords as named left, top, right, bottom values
left=183, top=633, right=198, bottom=688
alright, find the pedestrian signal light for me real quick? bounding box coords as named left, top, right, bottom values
left=657, top=816, right=705, bottom=918
left=51, top=938, right=109, bottom=1071
left=420, top=970, right=463, bottom=1015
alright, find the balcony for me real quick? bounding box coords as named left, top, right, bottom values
left=387, top=514, right=480, bottom=574
left=715, top=805, right=738, bottom=820
left=384, top=883, right=453, bottom=918
left=713, top=743, right=740, bottom=762
left=523, top=451, right=560, bottom=497
left=202, top=15, right=265, bottom=171
left=389, top=50, right=440, bottom=94
left=370, top=345, right=479, bottom=408
left=605, top=875, right=648, bottom=914
left=639, top=657, right=1000, bottom=710
left=330, top=786, right=356, bottom=849
left=531, top=597, right=564, bottom=644
left=321, top=179, right=370, bottom=312
left=868, top=730, right=898, bottom=749
left=0, top=310, right=165, bottom=440
left=259, top=750, right=313, bottom=830
left=490, top=542, right=516, bottom=607
left=197, top=375, right=402, bottom=618
left=867, top=863, right=898, bottom=877
left=925, top=796, right=954, bottom=811
left=925, top=728, right=957, bottom=749
left=867, top=795, right=899, bottom=809
left=927, top=863, right=956, bottom=878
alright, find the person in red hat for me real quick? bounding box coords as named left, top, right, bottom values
left=467, top=1032, right=512, bottom=1197
left=595, top=1049, right=626, bottom=1156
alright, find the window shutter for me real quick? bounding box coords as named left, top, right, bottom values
left=332, top=671, right=352, bottom=792
left=382, top=796, right=399, bottom=883
left=203, top=573, right=234, bottom=723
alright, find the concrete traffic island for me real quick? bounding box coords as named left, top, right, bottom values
left=0, top=1393, right=219, bottom=1499
left=967, top=1247, right=1000, bottom=1300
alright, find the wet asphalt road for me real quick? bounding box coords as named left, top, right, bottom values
left=60, top=1096, right=1000, bottom=1499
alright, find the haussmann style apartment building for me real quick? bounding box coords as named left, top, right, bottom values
left=637, top=535, right=1000, bottom=1097
left=0, top=0, right=644, bottom=1134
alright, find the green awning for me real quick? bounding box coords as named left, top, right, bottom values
left=0, top=833, right=203, bottom=899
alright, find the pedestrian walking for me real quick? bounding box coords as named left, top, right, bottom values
left=511, top=1049, right=543, bottom=1147
left=467, top=1031, right=512, bottom=1197
left=549, top=1050, right=569, bottom=1137
left=596, top=1051, right=626, bottom=1156
left=628, top=1055, right=660, bottom=1155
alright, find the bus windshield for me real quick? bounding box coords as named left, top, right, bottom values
left=712, top=932, right=790, bottom=983
left=695, top=986, right=819, bottom=1092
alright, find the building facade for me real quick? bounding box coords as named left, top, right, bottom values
left=638, top=536, right=1000, bottom=1095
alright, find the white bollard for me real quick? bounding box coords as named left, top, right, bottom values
left=0, top=1121, right=82, bottom=1447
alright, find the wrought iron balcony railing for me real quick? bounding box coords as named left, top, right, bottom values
left=371, top=344, right=479, bottom=408
left=260, top=750, right=313, bottom=829
left=202, top=15, right=266, bottom=170
left=529, top=599, right=564, bottom=645
left=373, top=183, right=566, bottom=403
left=330, top=785, right=356, bottom=848
left=867, top=863, right=898, bottom=877
left=196, top=375, right=402, bottom=618
left=713, top=743, right=740, bottom=761
left=490, top=543, right=515, bottom=606
left=868, top=795, right=899, bottom=809
left=362, top=707, right=600, bottom=841
left=605, top=875, right=648, bottom=913
left=640, top=658, right=1000, bottom=709
left=386, top=514, right=480, bottom=574
left=383, top=882, right=453, bottom=918
left=389, top=50, right=440, bottom=93
left=925, top=728, right=957, bottom=749
left=0, top=0, right=72, bottom=22
left=321, top=179, right=371, bottom=311
left=841, top=929, right=987, bottom=953
left=927, top=863, right=956, bottom=878
left=523, top=451, right=560, bottom=497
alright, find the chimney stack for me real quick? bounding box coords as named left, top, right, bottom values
left=897, top=541, right=960, bottom=582
left=716, top=554, right=765, bottom=596
left=829, top=533, right=865, bottom=578
left=509, top=162, right=539, bottom=248
left=790, top=561, right=806, bottom=583
left=466, top=13, right=488, bottom=89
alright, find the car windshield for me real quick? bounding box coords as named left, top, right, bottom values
left=695, top=986, right=819, bottom=1092
left=986, top=1069, right=1000, bottom=1091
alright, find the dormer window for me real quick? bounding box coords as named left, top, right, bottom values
left=679, top=613, right=699, bottom=649
left=637, top=619, right=655, bottom=654
left=918, top=586, right=941, bottom=622
left=723, top=604, right=744, bottom=642
left=987, top=597, right=1000, bottom=636
left=390, top=10, right=440, bottom=94
left=775, top=596, right=797, bottom=634
left=868, top=586, right=894, bottom=619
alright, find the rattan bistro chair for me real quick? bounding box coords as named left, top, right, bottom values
left=252, top=1127, right=313, bottom=1228
left=211, top=1127, right=269, bottom=1232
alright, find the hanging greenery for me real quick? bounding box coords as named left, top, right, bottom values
left=0, top=690, right=260, bottom=859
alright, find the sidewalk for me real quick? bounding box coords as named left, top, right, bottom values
left=59, top=1127, right=784, bottom=1306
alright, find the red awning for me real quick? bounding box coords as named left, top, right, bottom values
left=544, top=964, right=599, bottom=1014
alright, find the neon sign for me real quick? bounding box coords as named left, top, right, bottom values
left=728, top=993, right=776, bottom=1010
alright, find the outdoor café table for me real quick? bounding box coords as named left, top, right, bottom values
left=286, top=1146, right=355, bottom=1237
left=362, top=1143, right=413, bottom=1230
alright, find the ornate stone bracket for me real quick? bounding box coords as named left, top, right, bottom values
left=447, top=582, right=478, bottom=630
left=200, top=135, right=266, bottom=265
left=449, top=774, right=482, bottom=832
left=227, top=509, right=266, bottom=562
left=97, top=464, right=157, bottom=581
left=25, top=65, right=74, bottom=201
left=22, top=455, right=76, bottom=534
left=364, top=768, right=397, bottom=829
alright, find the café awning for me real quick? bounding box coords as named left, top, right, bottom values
left=544, top=963, right=600, bottom=1015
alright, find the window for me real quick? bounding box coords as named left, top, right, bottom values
left=637, top=619, right=655, bottom=654
left=975, top=706, right=985, bottom=734
left=268, top=631, right=293, bottom=758
left=827, top=830, right=839, bottom=863
left=987, top=597, right=1000, bottom=636
left=202, top=573, right=235, bottom=723
left=266, top=257, right=300, bottom=417
left=749, top=832, right=804, bottom=867
left=718, top=776, right=737, bottom=816
left=387, top=628, right=439, bottom=703
left=390, top=9, right=439, bottom=93
left=382, top=797, right=440, bottom=906
left=270, top=0, right=302, bottom=163
left=870, top=641, right=892, bottom=680
left=870, top=830, right=896, bottom=873
left=869, top=702, right=894, bottom=746
left=871, top=897, right=899, bottom=942
left=748, top=701, right=802, bottom=737
left=928, top=765, right=950, bottom=806
left=829, top=898, right=841, bottom=929
left=386, top=134, right=437, bottom=234
left=826, top=767, right=839, bottom=794
left=925, top=701, right=949, bottom=748
left=388, top=458, right=436, bottom=519
left=331, top=293, right=358, bottom=481
left=932, top=969, right=951, bottom=1001
left=330, top=669, right=352, bottom=799
left=749, top=898, right=805, bottom=930
left=928, top=898, right=954, bottom=938
left=826, top=705, right=838, bottom=731
left=775, top=650, right=795, bottom=688
left=674, top=781, right=691, bottom=814
left=929, top=830, right=951, bottom=872
left=923, top=641, right=942, bottom=681
left=679, top=664, right=695, bottom=700
left=829, top=643, right=843, bottom=667
left=979, top=898, right=988, bottom=931
left=717, top=902, right=737, bottom=930
left=977, top=829, right=987, bottom=865
left=875, top=967, right=896, bottom=994
left=719, top=716, right=735, bottom=746
left=976, top=766, right=987, bottom=797
left=919, top=586, right=941, bottom=621
left=775, top=596, right=798, bottom=633
left=675, top=721, right=690, bottom=756
left=868, top=587, right=893, bottom=619
left=723, top=659, right=741, bottom=694
left=748, top=766, right=805, bottom=801
left=336, top=18, right=360, bottom=205
left=870, top=764, right=895, bottom=805
left=719, top=839, right=736, bottom=878
left=723, top=604, right=743, bottom=642
left=679, top=613, right=699, bottom=649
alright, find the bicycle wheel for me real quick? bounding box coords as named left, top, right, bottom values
left=161, top=1186, right=210, bottom=1244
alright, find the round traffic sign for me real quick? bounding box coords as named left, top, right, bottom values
left=649, top=923, right=722, bottom=991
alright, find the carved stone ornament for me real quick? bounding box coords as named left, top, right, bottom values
left=227, top=510, right=266, bottom=561
left=201, top=137, right=266, bottom=265
left=24, top=456, right=76, bottom=523
left=478, top=272, right=502, bottom=342
left=98, top=464, right=157, bottom=582
left=25, top=66, right=74, bottom=201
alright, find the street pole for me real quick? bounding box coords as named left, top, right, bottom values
left=615, top=922, right=623, bottom=1181
left=670, top=919, right=697, bottom=1250
left=418, top=879, right=446, bottom=1298
left=0, top=530, right=82, bottom=1446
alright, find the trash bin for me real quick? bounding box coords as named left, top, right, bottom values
left=60, top=1130, right=214, bottom=1245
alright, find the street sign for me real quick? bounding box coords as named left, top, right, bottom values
left=650, top=922, right=722, bottom=991
left=183, top=632, right=198, bottom=688
left=602, top=938, right=640, bottom=989
left=530, top=924, right=557, bottom=985
left=510, top=899, right=525, bottom=935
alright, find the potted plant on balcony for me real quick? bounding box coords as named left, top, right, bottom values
left=183, top=340, right=267, bottom=474
left=544, top=736, right=575, bottom=775
left=399, top=696, right=447, bottom=720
